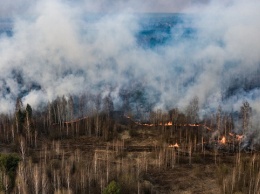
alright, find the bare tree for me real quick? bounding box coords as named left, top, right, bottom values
left=240, top=101, right=252, bottom=135
left=19, top=137, right=26, bottom=161
left=33, top=165, right=40, bottom=194
left=103, top=94, right=114, bottom=117
left=95, top=94, right=102, bottom=137
left=186, top=96, right=199, bottom=123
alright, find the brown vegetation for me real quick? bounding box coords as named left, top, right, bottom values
left=0, top=96, right=258, bottom=193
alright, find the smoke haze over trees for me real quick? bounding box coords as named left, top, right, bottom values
left=1, top=1, right=260, bottom=193
left=0, top=0, right=259, bottom=125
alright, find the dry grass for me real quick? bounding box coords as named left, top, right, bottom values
left=1, top=123, right=259, bottom=194
left=219, top=154, right=260, bottom=194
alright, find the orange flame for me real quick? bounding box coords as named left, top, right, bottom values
left=169, top=143, right=179, bottom=148
left=236, top=135, right=244, bottom=141
left=188, top=124, right=198, bottom=127
left=124, top=115, right=213, bottom=131
left=52, top=116, right=88, bottom=125
left=165, top=121, right=173, bottom=126
left=142, top=123, right=154, bottom=127
left=220, top=136, right=226, bottom=144
left=141, top=121, right=173, bottom=126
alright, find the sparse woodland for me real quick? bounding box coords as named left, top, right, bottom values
left=1, top=3, right=260, bottom=193
left=0, top=94, right=259, bottom=194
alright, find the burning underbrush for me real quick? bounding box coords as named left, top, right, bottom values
left=127, top=119, right=257, bottom=155
left=0, top=98, right=259, bottom=193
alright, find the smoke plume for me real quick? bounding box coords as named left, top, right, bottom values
left=0, top=0, right=259, bottom=126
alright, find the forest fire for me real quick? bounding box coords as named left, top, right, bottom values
left=123, top=114, right=215, bottom=131
left=216, top=133, right=245, bottom=146
left=134, top=120, right=211, bottom=130
left=137, top=121, right=173, bottom=127
left=236, top=135, right=244, bottom=141
left=164, top=121, right=173, bottom=126
left=220, top=136, right=226, bottom=144
left=52, top=116, right=88, bottom=126
left=51, top=113, right=249, bottom=154
left=169, top=143, right=179, bottom=148
left=142, top=123, right=154, bottom=127
left=229, top=133, right=244, bottom=141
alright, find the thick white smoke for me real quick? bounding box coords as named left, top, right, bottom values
left=0, top=0, right=259, bottom=122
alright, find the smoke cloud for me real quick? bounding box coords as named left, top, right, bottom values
left=0, top=0, right=259, bottom=126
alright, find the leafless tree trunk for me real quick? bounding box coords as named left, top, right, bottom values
left=33, top=165, right=40, bottom=194
left=16, top=162, right=28, bottom=194
left=66, top=164, right=71, bottom=194
left=19, top=137, right=26, bottom=161
left=240, top=101, right=252, bottom=135
left=186, top=96, right=199, bottom=123
left=41, top=169, right=49, bottom=194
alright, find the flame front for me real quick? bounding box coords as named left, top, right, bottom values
left=165, top=121, right=173, bottom=126
left=236, top=135, right=244, bottom=141
left=220, top=136, right=226, bottom=144
left=169, top=143, right=179, bottom=148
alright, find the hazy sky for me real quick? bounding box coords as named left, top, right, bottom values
left=0, top=0, right=212, bottom=17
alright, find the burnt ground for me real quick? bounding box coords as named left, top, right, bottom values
left=143, top=164, right=221, bottom=194
left=0, top=124, right=251, bottom=194
left=53, top=128, right=232, bottom=193
left=53, top=128, right=240, bottom=193
left=118, top=128, right=229, bottom=194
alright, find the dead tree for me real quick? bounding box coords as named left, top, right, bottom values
left=186, top=96, right=199, bottom=124
left=240, top=101, right=252, bottom=135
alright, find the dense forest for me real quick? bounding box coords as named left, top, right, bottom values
left=0, top=93, right=259, bottom=194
